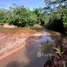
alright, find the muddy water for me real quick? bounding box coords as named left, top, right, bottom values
left=0, top=27, right=60, bottom=67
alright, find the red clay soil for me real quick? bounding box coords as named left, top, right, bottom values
left=0, top=28, right=51, bottom=60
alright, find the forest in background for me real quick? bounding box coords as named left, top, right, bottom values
left=0, top=0, right=67, bottom=28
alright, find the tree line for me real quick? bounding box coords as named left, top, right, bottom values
left=0, top=0, right=67, bottom=28
left=0, top=4, right=44, bottom=27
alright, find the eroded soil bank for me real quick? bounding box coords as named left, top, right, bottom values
left=44, top=36, right=67, bottom=67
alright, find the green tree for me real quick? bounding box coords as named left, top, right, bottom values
left=44, top=0, right=67, bottom=13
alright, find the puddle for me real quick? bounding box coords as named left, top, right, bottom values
left=0, top=28, right=60, bottom=67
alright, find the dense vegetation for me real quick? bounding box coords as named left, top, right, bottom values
left=0, top=0, right=67, bottom=28
left=0, top=4, right=43, bottom=27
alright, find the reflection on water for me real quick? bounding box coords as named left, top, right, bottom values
left=39, top=35, right=51, bottom=42
left=0, top=28, right=60, bottom=67
left=6, top=35, right=57, bottom=67
left=22, top=35, right=53, bottom=67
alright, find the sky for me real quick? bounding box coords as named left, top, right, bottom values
left=0, top=0, right=45, bottom=10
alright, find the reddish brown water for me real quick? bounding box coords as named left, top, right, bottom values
left=0, top=27, right=60, bottom=67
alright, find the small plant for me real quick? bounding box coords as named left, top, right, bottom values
left=53, top=47, right=64, bottom=55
